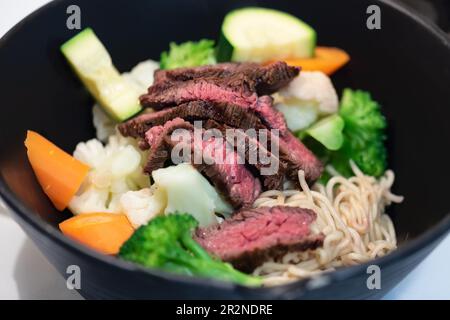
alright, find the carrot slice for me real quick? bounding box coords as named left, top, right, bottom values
left=59, top=213, right=134, bottom=255
left=269, top=47, right=350, bottom=75
left=24, top=130, right=89, bottom=211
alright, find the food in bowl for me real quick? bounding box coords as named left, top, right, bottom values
left=23, top=7, right=403, bottom=287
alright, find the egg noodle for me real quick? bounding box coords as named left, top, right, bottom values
left=252, top=161, right=403, bottom=286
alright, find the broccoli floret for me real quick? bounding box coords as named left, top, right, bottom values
left=330, top=88, right=387, bottom=177
left=119, top=214, right=262, bottom=287
left=160, top=39, right=216, bottom=70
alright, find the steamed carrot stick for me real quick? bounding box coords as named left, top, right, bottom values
left=268, top=47, right=350, bottom=75
left=24, top=130, right=89, bottom=211
left=59, top=213, right=134, bottom=255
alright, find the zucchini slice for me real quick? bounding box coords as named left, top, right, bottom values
left=217, top=7, right=316, bottom=63
left=61, top=28, right=142, bottom=121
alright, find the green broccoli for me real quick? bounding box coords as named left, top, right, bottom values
left=119, top=214, right=262, bottom=287
left=330, top=88, right=387, bottom=177
left=160, top=39, right=216, bottom=70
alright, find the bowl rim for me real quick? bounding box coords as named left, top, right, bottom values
left=1, top=0, right=450, bottom=297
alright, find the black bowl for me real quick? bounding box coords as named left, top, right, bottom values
left=1, top=0, right=450, bottom=299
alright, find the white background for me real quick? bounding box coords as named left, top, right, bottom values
left=0, top=0, right=449, bottom=300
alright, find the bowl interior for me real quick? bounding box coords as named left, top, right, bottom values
left=1, top=0, right=450, bottom=251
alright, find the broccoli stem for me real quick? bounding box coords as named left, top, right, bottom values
left=175, top=235, right=262, bottom=286
left=188, top=259, right=262, bottom=287
left=181, top=233, right=213, bottom=261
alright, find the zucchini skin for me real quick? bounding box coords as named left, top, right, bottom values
left=216, top=31, right=234, bottom=62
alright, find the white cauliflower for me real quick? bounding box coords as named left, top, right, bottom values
left=119, top=187, right=166, bottom=228
left=92, top=59, right=159, bottom=142
left=128, top=60, right=159, bottom=92
left=119, top=163, right=232, bottom=229
left=276, top=71, right=339, bottom=131
left=68, top=133, right=150, bottom=215
left=152, top=163, right=233, bottom=228
left=92, top=104, right=117, bottom=143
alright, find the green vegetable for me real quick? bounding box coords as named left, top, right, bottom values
left=333, top=89, right=387, bottom=177
left=301, top=89, right=387, bottom=179
left=119, top=214, right=262, bottom=287
left=305, top=114, right=344, bottom=151
left=327, top=89, right=387, bottom=178
left=217, top=7, right=316, bottom=63
left=61, top=28, right=142, bottom=121
left=160, top=39, right=216, bottom=70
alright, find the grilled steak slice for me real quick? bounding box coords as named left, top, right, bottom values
left=194, top=206, right=324, bottom=272
left=144, top=118, right=194, bottom=173
left=280, top=131, right=324, bottom=182
left=153, top=62, right=241, bottom=83
left=140, top=78, right=260, bottom=110
left=118, top=100, right=266, bottom=141
left=145, top=118, right=261, bottom=208
left=152, top=61, right=299, bottom=96
left=203, top=119, right=285, bottom=190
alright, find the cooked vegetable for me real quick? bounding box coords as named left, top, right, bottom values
left=304, top=114, right=344, bottom=151
left=331, top=89, right=387, bottom=177
left=120, top=188, right=166, bottom=228
left=69, top=134, right=149, bottom=215
left=61, top=28, right=142, bottom=121
left=119, top=214, right=262, bottom=286
left=59, top=213, right=134, bottom=255
left=275, top=103, right=318, bottom=132
left=275, top=71, right=338, bottom=131
left=24, top=131, right=89, bottom=211
left=279, top=71, right=339, bottom=115
left=92, top=59, right=159, bottom=142
left=151, top=163, right=232, bottom=227
left=217, top=7, right=316, bottom=63
left=160, top=39, right=216, bottom=70
left=277, top=47, right=350, bottom=75
left=92, top=105, right=117, bottom=142
left=125, top=59, right=160, bottom=93
left=300, top=89, right=386, bottom=179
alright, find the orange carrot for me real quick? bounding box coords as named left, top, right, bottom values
left=24, top=130, right=89, bottom=211
left=59, top=213, right=134, bottom=255
left=268, top=47, right=350, bottom=75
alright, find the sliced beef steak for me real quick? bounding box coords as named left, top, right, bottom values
left=145, top=118, right=261, bottom=208
left=194, top=206, right=324, bottom=272
left=141, top=78, right=260, bottom=110
left=153, top=62, right=241, bottom=83
left=126, top=60, right=322, bottom=185
left=203, top=119, right=285, bottom=190
left=120, top=99, right=322, bottom=184
left=118, top=100, right=266, bottom=141
left=152, top=61, right=299, bottom=96
left=144, top=118, right=194, bottom=173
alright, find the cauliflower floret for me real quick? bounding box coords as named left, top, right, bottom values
left=275, top=71, right=339, bottom=132
left=120, top=187, right=166, bottom=228
left=120, top=163, right=234, bottom=228
left=69, top=185, right=110, bottom=214
left=152, top=163, right=233, bottom=228
left=69, top=133, right=150, bottom=215
left=129, top=60, right=159, bottom=91
left=92, top=104, right=117, bottom=143
left=280, top=71, right=339, bottom=114
left=73, top=137, right=106, bottom=168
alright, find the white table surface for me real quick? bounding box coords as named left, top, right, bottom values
left=0, top=0, right=449, bottom=300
